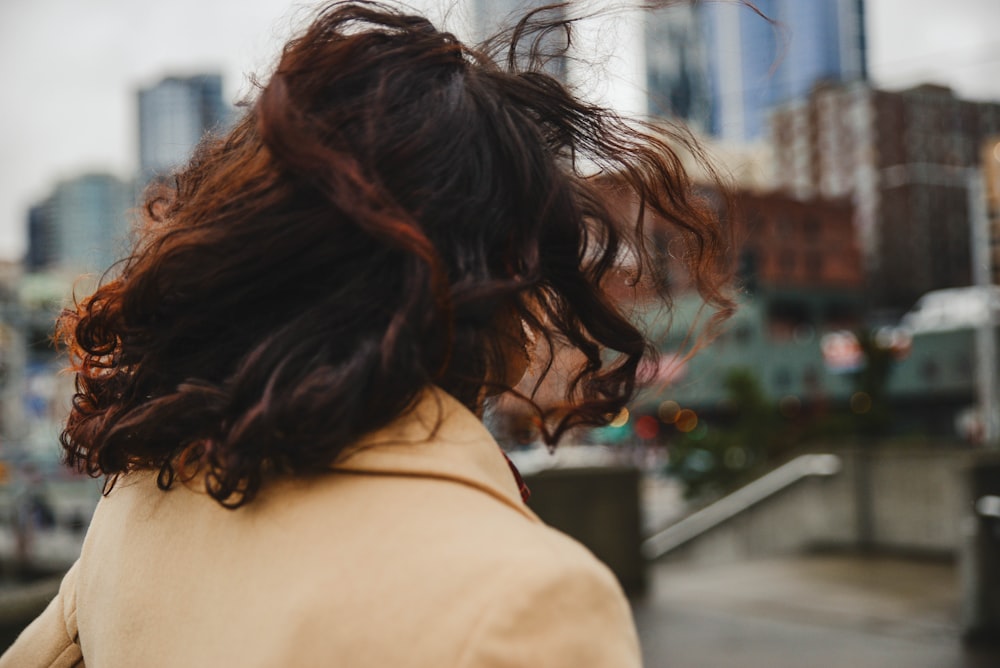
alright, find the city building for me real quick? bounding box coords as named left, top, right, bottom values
left=654, top=188, right=864, bottom=321
left=629, top=287, right=986, bottom=443
left=27, top=173, right=134, bottom=276
left=465, top=0, right=567, bottom=78
left=673, top=187, right=864, bottom=339
left=644, top=3, right=712, bottom=134
left=467, top=0, right=526, bottom=39
left=138, top=74, right=231, bottom=183
left=645, top=0, right=866, bottom=141
left=772, top=83, right=1000, bottom=311
left=601, top=189, right=869, bottom=439
left=732, top=191, right=863, bottom=328
left=490, top=187, right=867, bottom=444
left=25, top=204, right=56, bottom=273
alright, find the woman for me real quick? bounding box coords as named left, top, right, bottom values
left=2, top=2, right=732, bottom=665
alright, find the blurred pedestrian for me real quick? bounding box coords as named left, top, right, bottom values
left=2, top=2, right=732, bottom=665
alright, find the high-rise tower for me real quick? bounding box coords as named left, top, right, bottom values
left=644, top=3, right=712, bottom=134
left=646, top=0, right=867, bottom=142
left=466, top=0, right=568, bottom=78
left=138, top=74, right=231, bottom=183
left=28, top=173, right=133, bottom=275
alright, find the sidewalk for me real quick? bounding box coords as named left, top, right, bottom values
left=631, top=553, right=1000, bottom=668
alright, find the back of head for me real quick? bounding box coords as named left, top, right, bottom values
left=58, top=1, right=734, bottom=507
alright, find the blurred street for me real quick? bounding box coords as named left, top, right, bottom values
left=632, top=553, right=1000, bottom=668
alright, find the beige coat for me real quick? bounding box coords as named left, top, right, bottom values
left=2, top=389, right=641, bottom=667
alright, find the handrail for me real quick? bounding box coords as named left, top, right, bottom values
left=641, top=454, right=842, bottom=560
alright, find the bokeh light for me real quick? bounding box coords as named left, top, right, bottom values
left=657, top=399, right=681, bottom=423
left=675, top=408, right=698, bottom=433
left=850, top=391, right=872, bottom=414
left=608, top=407, right=630, bottom=428
left=635, top=414, right=660, bottom=440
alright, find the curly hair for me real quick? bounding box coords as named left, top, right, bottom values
left=57, top=1, right=735, bottom=508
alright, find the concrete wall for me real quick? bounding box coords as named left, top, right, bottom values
left=525, top=467, right=646, bottom=594
left=867, top=448, right=968, bottom=553
left=659, top=445, right=973, bottom=565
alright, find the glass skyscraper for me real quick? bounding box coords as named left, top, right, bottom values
left=138, top=74, right=231, bottom=183
left=647, top=0, right=866, bottom=142
left=467, top=0, right=567, bottom=78
left=30, top=173, right=133, bottom=274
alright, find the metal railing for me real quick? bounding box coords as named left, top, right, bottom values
left=642, top=454, right=842, bottom=560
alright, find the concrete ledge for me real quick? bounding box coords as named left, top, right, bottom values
left=524, top=466, right=645, bottom=594
left=0, top=576, right=62, bottom=651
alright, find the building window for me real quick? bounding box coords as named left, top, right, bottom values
left=738, top=250, right=758, bottom=295
left=955, top=353, right=972, bottom=377
left=807, top=252, right=825, bottom=281
left=779, top=250, right=796, bottom=274
left=803, top=216, right=820, bottom=243
left=803, top=366, right=820, bottom=390
left=774, top=368, right=791, bottom=391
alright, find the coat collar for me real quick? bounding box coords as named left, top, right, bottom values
left=333, top=387, right=539, bottom=521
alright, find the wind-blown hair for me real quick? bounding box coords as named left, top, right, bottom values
left=58, top=1, right=734, bottom=508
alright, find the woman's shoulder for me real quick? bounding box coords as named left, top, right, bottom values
left=450, top=521, right=642, bottom=667
left=76, top=464, right=640, bottom=666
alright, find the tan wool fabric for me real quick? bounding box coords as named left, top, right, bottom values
left=2, top=389, right=641, bottom=667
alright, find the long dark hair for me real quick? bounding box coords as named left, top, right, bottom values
left=58, top=1, right=734, bottom=507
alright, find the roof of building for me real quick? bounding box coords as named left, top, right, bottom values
left=901, top=285, right=1000, bottom=333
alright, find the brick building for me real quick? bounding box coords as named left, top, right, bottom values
left=772, top=82, right=1000, bottom=312
left=661, top=188, right=864, bottom=327
left=735, top=191, right=862, bottom=294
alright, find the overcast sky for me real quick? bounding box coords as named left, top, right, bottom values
left=2, top=0, right=1000, bottom=261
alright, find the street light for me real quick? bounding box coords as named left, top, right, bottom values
left=967, top=163, right=999, bottom=449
